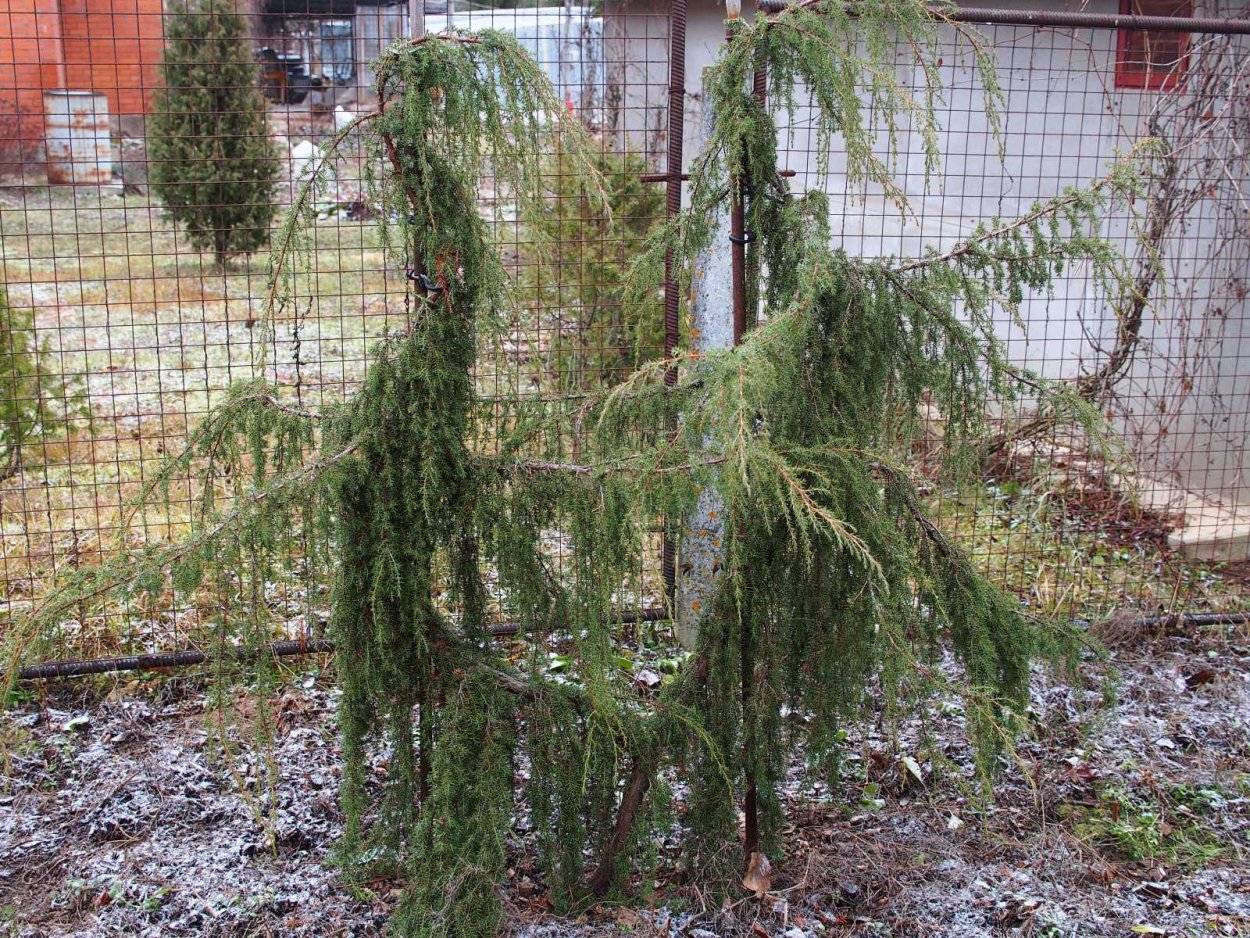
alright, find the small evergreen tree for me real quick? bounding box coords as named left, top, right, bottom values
left=0, top=280, right=76, bottom=480
left=527, top=140, right=665, bottom=394
left=148, top=0, right=280, bottom=267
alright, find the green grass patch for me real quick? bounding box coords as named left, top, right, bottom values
left=1070, top=781, right=1229, bottom=868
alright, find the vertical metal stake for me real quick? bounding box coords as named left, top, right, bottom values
left=661, top=0, right=688, bottom=610
left=409, top=0, right=425, bottom=40
left=739, top=44, right=769, bottom=866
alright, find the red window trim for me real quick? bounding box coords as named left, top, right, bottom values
left=1115, top=0, right=1191, bottom=91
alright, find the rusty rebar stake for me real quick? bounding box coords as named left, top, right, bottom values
left=661, top=0, right=689, bottom=607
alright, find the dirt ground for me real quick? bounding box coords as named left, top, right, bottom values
left=2, top=621, right=1248, bottom=938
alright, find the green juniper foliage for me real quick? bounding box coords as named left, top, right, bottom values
left=320, top=31, right=632, bottom=935
left=4, top=3, right=1147, bottom=934
left=525, top=140, right=665, bottom=395
left=604, top=0, right=1135, bottom=868
left=0, top=279, right=78, bottom=481
left=148, top=0, right=281, bottom=267
left=0, top=376, right=319, bottom=671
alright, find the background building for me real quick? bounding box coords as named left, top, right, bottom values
left=606, top=0, right=1250, bottom=557
left=1, top=0, right=165, bottom=168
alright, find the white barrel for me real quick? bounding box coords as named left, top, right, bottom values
left=44, top=91, right=112, bottom=186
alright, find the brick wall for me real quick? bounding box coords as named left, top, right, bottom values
left=1, top=0, right=164, bottom=169
left=61, top=0, right=165, bottom=117
left=0, top=0, right=66, bottom=164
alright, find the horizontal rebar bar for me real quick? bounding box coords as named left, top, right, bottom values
left=16, top=605, right=1244, bottom=682
left=16, top=640, right=336, bottom=681
left=944, top=6, right=1250, bottom=34
left=15, top=609, right=670, bottom=682
left=1131, top=611, right=1250, bottom=629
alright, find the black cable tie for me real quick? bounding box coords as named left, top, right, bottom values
left=406, top=270, right=446, bottom=296
left=729, top=232, right=755, bottom=245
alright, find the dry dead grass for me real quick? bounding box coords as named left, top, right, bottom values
left=0, top=184, right=398, bottom=654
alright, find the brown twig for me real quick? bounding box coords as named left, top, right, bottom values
left=586, top=756, right=653, bottom=895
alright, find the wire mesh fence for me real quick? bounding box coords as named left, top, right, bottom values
left=764, top=10, right=1250, bottom=625
left=1, top=1, right=1247, bottom=672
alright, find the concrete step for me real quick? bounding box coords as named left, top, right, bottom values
left=1132, top=474, right=1250, bottom=563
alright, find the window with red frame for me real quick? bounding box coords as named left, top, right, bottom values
left=1116, top=0, right=1192, bottom=90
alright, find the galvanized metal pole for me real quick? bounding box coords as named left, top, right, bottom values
left=409, top=0, right=425, bottom=40
left=674, top=3, right=762, bottom=654
left=676, top=2, right=768, bottom=860
left=674, top=76, right=736, bottom=650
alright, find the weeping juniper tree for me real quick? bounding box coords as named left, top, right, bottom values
left=4, top=2, right=1145, bottom=935
left=576, top=0, right=1136, bottom=878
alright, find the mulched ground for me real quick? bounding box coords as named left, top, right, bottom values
left=991, top=452, right=1183, bottom=552
left=2, top=627, right=1248, bottom=938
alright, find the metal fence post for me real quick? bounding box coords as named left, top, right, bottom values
left=410, top=0, right=425, bottom=40
left=674, top=73, right=736, bottom=650
left=661, top=0, right=688, bottom=613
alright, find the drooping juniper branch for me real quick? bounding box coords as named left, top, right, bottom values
left=374, top=83, right=442, bottom=810
left=1, top=440, right=359, bottom=696
left=986, top=29, right=1250, bottom=463
left=891, top=176, right=1126, bottom=276
left=585, top=756, right=652, bottom=895
left=263, top=111, right=379, bottom=336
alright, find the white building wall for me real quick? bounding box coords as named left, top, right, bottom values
left=356, top=6, right=602, bottom=104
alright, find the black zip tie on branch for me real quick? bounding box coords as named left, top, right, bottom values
left=402, top=213, right=446, bottom=296
left=407, top=270, right=446, bottom=296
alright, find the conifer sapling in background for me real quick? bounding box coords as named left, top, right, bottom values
left=527, top=141, right=665, bottom=394
left=148, top=0, right=280, bottom=268
left=0, top=280, right=78, bottom=481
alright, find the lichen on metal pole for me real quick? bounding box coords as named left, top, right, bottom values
left=674, top=72, right=736, bottom=649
